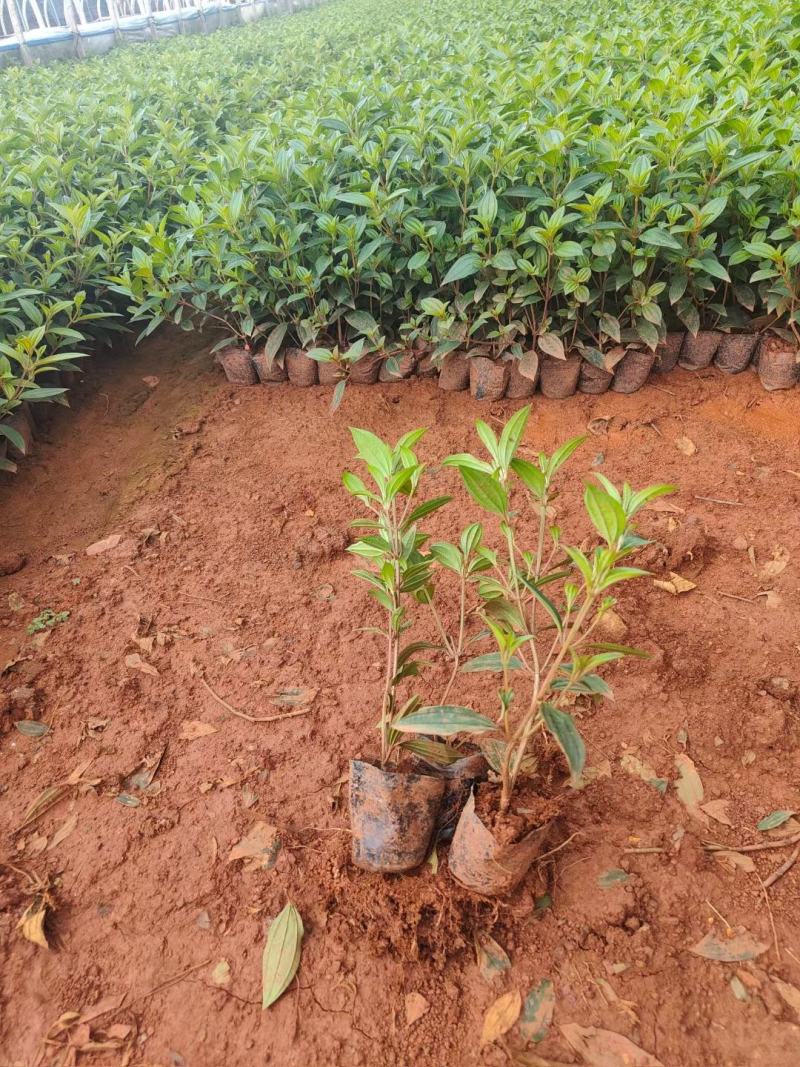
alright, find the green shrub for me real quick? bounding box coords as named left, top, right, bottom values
left=1, top=0, right=799, bottom=439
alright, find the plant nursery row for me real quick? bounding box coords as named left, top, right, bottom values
left=1, top=0, right=799, bottom=461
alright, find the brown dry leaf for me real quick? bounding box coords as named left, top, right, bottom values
left=210, top=960, right=231, bottom=987
left=588, top=416, right=610, bottom=436
left=700, top=800, right=733, bottom=827
left=20, top=783, right=70, bottom=829
left=674, top=754, right=705, bottom=818
left=270, top=687, right=318, bottom=708
left=405, top=992, right=430, bottom=1026
left=227, top=821, right=280, bottom=870
left=86, top=534, right=123, bottom=557
left=690, top=928, right=768, bottom=962
left=78, top=993, right=126, bottom=1024
left=594, top=977, right=639, bottom=1025
left=561, top=1024, right=663, bottom=1066
left=647, top=499, right=685, bottom=514
left=48, top=813, right=78, bottom=850
left=760, top=546, right=789, bottom=581
left=597, top=608, right=627, bottom=639
left=518, top=349, right=539, bottom=381
left=179, top=720, right=218, bottom=741
left=481, top=989, right=522, bottom=1046
left=653, top=572, right=696, bottom=595
left=125, top=652, right=159, bottom=677
left=18, top=896, right=50, bottom=949
left=772, top=978, right=800, bottom=1020
left=675, top=436, right=697, bottom=457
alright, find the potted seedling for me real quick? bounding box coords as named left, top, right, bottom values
left=425, top=407, right=673, bottom=895
left=342, top=428, right=494, bottom=872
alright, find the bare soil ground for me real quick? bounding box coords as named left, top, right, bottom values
left=1, top=333, right=799, bottom=1067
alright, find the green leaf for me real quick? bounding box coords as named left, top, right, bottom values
left=442, top=253, right=483, bottom=285
left=510, top=458, right=546, bottom=498
left=264, top=322, right=288, bottom=363
left=0, top=423, right=27, bottom=453
left=404, top=496, right=452, bottom=528
left=584, top=484, right=626, bottom=545
left=541, top=703, right=585, bottom=784
left=639, top=228, right=682, bottom=250
left=491, top=249, right=517, bottom=271
left=399, top=737, right=464, bottom=765
left=460, top=652, right=524, bottom=672
left=459, top=467, right=508, bottom=517
left=474, top=930, right=511, bottom=982
left=757, top=810, right=795, bottom=831
left=336, top=191, right=373, bottom=208
left=520, top=979, right=555, bottom=1043
left=262, top=903, right=304, bottom=1009
left=598, top=868, right=630, bottom=888
left=391, top=706, right=496, bottom=736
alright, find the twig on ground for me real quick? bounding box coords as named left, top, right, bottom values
left=704, top=832, right=800, bottom=854
left=705, top=899, right=733, bottom=931
left=200, top=675, right=313, bottom=724
left=622, top=847, right=666, bottom=855
left=141, top=959, right=211, bottom=1000
left=694, top=495, right=745, bottom=506
left=763, top=843, right=800, bottom=889
left=757, top=874, right=780, bottom=961
left=536, top=831, right=581, bottom=863
left=718, top=592, right=756, bottom=603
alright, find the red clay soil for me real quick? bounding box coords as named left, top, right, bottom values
left=1, top=332, right=800, bottom=1067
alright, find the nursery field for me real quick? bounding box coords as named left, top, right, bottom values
left=1, top=0, right=800, bottom=436
left=1, top=343, right=800, bottom=1065
left=2, top=0, right=800, bottom=1064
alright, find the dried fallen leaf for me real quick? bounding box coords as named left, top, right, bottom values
left=690, top=928, right=768, bottom=962
left=653, top=572, right=696, bottom=595
left=674, top=754, right=705, bottom=818
left=20, top=784, right=70, bottom=829
left=48, top=813, right=78, bottom=850
left=27, top=834, right=48, bottom=854
left=14, top=720, right=50, bottom=738
left=405, top=992, right=430, bottom=1026
left=647, top=499, right=685, bottom=514
left=210, top=960, right=231, bottom=987
left=481, top=990, right=522, bottom=1046
left=262, top=903, right=303, bottom=1009
left=86, top=534, right=123, bottom=557
left=561, top=1024, right=663, bottom=1067
left=594, top=977, right=639, bottom=1025
left=620, top=753, right=667, bottom=794
left=78, top=993, right=126, bottom=1024
left=228, top=821, right=280, bottom=871
left=730, top=975, right=750, bottom=1002
left=757, top=809, right=795, bottom=831
left=588, top=416, right=610, bottom=436
left=18, top=895, right=50, bottom=949
left=520, top=979, right=555, bottom=1044
left=701, top=800, right=733, bottom=827
left=179, top=720, right=218, bottom=741
left=125, top=653, right=159, bottom=677
left=474, top=930, right=511, bottom=982
left=675, top=436, right=697, bottom=457
left=714, top=850, right=756, bottom=874
left=269, top=687, right=318, bottom=708
left=772, top=978, right=800, bottom=1020
left=598, top=868, right=630, bottom=889
left=760, top=546, right=789, bottom=581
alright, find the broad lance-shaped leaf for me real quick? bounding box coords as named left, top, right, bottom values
left=474, top=930, right=511, bottom=981
left=392, top=706, right=496, bottom=736
left=520, top=979, right=555, bottom=1043
left=460, top=652, right=524, bottom=673
left=458, top=467, right=508, bottom=518
left=262, top=903, right=304, bottom=1009
left=541, top=703, right=585, bottom=784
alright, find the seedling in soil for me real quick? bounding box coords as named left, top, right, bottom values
left=438, top=405, right=673, bottom=812
left=26, top=609, right=70, bottom=635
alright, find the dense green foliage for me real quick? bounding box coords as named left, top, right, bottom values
left=1, top=0, right=800, bottom=453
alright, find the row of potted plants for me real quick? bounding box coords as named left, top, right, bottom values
left=216, top=326, right=799, bottom=407
left=341, top=406, right=673, bottom=895
left=2, top=0, right=799, bottom=447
